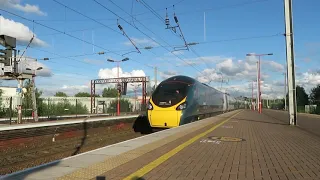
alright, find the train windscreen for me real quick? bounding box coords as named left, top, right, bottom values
left=152, top=81, right=189, bottom=107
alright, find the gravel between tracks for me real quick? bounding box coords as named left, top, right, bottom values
left=0, top=122, right=143, bottom=175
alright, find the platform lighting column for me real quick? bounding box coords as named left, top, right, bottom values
left=252, top=81, right=254, bottom=111
left=256, top=62, right=259, bottom=112
left=246, top=53, right=273, bottom=114
left=117, top=61, right=120, bottom=116
left=17, top=79, right=23, bottom=124
left=258, top=57, right=261, bottom=113
left=107, top=58, right=129, bottom=116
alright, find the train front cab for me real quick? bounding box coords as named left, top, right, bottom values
left=147, top=98, right=186, bottom=128
left=147, top=81, right=189, bottom=129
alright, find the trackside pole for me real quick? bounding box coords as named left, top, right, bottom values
left=284, top=0, right=297, bottom=125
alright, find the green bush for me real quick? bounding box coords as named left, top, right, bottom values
left=310, top=106, right=320, bottom=115
left=297, top=106, right=305, bottom=113
left=107, top=99, right=132, bottom=113
left=45, top=98, right=88, bottom=116
left=22, top=98, right=88, bottom=117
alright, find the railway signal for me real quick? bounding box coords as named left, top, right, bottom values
left=107, top=57, right=130, bottom=116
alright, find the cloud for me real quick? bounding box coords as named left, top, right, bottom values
left=159, top=70, right=177, bottom=79
left=98, top=67, right=146, bottom=79
left=36, top=67, right=148, bottom=97
left=216, top=58, right=241, bottom=76
left=219, top=81, right=286, bottom=99
left=213, top=58, right=260, bottom=81
left=124, top=37, right=158, bottom=47
left=196, top=55, right=284, bottom=83
left=272, top=80, right=285, bottom=86
left=199, top=68, right=320, bottom=99
left=18, top=57, right=52, bottom=77
left=0, top=0, right=46, bottom=16
left=98, top=67, right=146, bottom=91
left=0, top=16, right=47, bottom=47
left=176, top=56, right=227, bottom=67
left=297, top=71, right=320, bottom=92
left=196, top=68, right=222, bottom=83
left=263, top=61, right=284, bottom=72
left=246, top=54, right=285, bottom=72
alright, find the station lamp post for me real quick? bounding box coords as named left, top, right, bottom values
left=246, top=53, right=273, bottom=114
left=107, top=57, right=129, bottom=116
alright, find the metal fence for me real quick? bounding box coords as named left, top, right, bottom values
left=260, top=98, right=320, bottom=115
left=0, top=96, right=145, bottom=124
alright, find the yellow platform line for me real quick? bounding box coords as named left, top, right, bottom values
left=123, top=110, right=243, bottom=180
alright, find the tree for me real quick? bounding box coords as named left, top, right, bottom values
left=55, top=91, right=68, bottom=97
left=47, top=100, right=88, bottom=116
left=285, top=86, right=309, bottom=108
left=0, top=89, right=2, bottom=105
left=0, top=89, right=6, bottom=116
left=102, top=87, right=118, bottom=97
left=296, top=86, right=309, bottom=106
left=310, top=84, right=320, bottom=106
left=75, top=92, right=100, bottom=97
left=22, top=79, right=44, bottom=116
left=75, top=92, right=91, bottom=97
left=107, top=99, right=132, bottom=113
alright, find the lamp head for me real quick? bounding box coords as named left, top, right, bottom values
left=122, top=57, right=129, bottom=62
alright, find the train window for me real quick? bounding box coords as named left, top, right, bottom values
left=152, top=82, right=189, bottom=107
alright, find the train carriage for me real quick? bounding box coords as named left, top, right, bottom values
left=147, top=75, right=244, bottom=129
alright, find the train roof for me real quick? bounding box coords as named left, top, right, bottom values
left=162, top=75, right=196, bottom=84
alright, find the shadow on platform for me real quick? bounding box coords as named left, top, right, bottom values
left=263, top=110, right=320, bottom=138
left=262, top=111, right=289, bottom=124
left=233, top=117, right=288, bottom=126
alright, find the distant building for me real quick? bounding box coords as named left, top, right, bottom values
left=0, top=86, right=16, bottom=97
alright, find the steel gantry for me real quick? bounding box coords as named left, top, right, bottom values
left=90, top=76, right=149, bottom=114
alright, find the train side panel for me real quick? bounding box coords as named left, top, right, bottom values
left=180, top=82, right=224, bottom=125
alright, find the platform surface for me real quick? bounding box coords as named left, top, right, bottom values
left=0, top=114, right=138, bottom=131
left=2, top=109, right=320, bottom=180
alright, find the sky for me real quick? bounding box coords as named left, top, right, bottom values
left=0, top=0, right=319, bottom=98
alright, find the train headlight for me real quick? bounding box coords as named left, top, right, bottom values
left=176, top=102, right=187, bottom=110
left=147, top=102, right=153, bottom=110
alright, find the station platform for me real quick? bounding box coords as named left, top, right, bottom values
left=2, top=109, right=320, bottom=180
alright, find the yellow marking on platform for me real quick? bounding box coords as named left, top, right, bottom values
left=123, top=110, right=243, bottom=180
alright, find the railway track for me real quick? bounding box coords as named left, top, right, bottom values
left=0, top=118, right=143, bottom=175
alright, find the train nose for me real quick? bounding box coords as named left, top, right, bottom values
left=149, top=110, right=179, bottom=127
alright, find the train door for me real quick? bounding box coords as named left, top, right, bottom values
left=223, top=93, right=227, bottom=112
